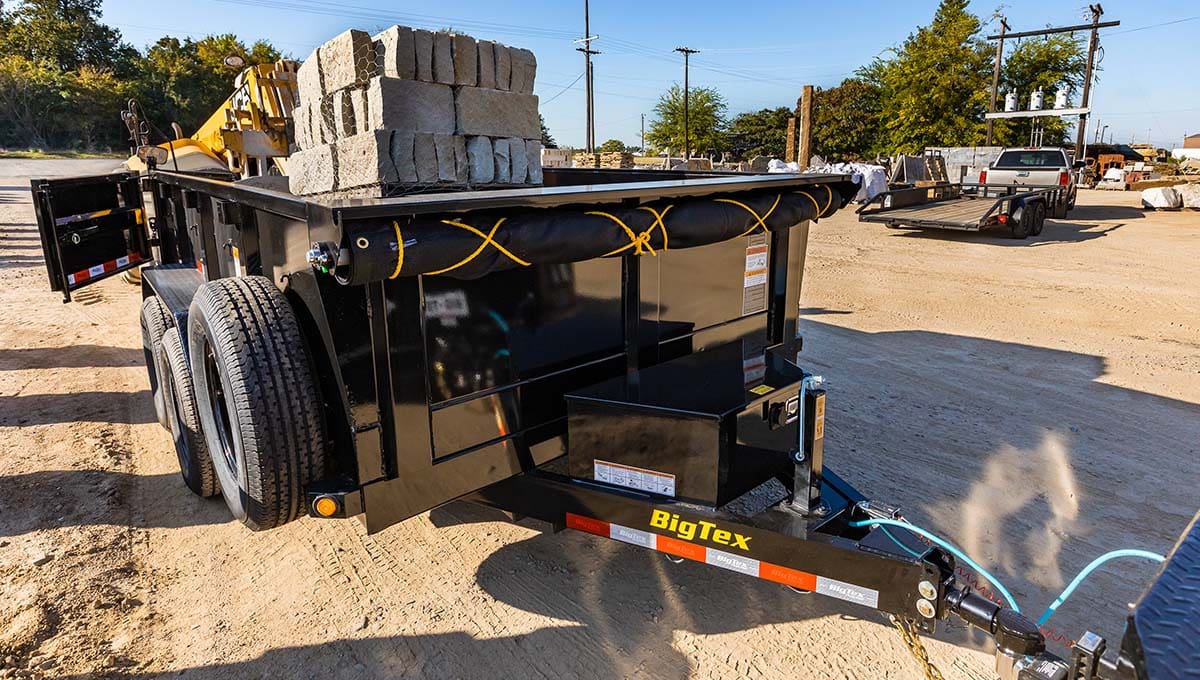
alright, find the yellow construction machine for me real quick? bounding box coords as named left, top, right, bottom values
left=125, top=57, right=300, bottom=178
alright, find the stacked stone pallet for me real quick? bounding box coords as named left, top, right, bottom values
left=572, top=151, right=635, bottom=169
left=290, top=26, right=543, bottom=197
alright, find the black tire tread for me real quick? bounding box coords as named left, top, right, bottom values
left=161, top=328, right=218, bottom=497
left=190, top=277, right=325, bottom=530
left=140, top=296, right=172, bottom=430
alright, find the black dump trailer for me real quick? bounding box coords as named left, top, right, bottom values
left=30, top=167, right=1198, bottom=680
left=857, top=183, right=1071, bottom=239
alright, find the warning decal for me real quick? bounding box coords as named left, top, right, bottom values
left=594, top=460, right=676, bottom=497
left=742, top=233, right=769, bottom=316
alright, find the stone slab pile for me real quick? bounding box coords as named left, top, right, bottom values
left=290, top=26, right=542, bottom=197
left=573, top=151, right=635, bottom=169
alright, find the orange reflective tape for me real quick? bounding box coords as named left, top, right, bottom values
left=566, top=512, right=610, bottom=537
left=656, top=534, right=707, bottom=562
left=759, top=562, right=818, bottom=591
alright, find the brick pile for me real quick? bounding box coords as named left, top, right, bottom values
left=290, top=26, right=543, bottom=197
left=572, top=151, right=635, bottom=169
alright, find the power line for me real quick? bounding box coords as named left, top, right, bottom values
left=540, top=72, right=585, bottom=105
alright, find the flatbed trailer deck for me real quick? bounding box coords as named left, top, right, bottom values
left=858, top=182, right=1070, bottom=238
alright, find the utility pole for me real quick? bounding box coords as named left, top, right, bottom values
left=798, top=85, right=813, bottom=170
left=574, top=0, right=600, bottom=152
left=1075, top=4, right=1103, bottom=160
left=640, top=113, right=645, bottom=154
left=674, top=46, right=698, bottom=160
left=985, top=15, right=1010, bottom=145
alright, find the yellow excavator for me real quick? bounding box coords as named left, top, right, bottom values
left=125, top=56, right=300, bottom=178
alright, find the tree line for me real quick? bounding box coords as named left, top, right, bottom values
left=644, top=0, right=1087, bottom=161
left=0, top=0, right=282, bottom=151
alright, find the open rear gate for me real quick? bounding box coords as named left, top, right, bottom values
left=31, top=172, right=151, bottom=302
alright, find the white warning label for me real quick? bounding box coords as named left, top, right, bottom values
left=594, top=460, right=676, bottom=497
left=742, top=233, right=769, bottom=315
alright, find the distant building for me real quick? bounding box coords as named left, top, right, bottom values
left=1184, top=133, right=1200, bottom=149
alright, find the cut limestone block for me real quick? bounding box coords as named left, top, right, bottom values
left=477, top=41, right=496, bottom=89
left=352, top=88, right=370, bottom=136
left=319, top=29, right=374, bottom=94
left=414, top=29, right=434, bottom=82
left=366, top=77, right=455, bottom=134
left=288, top=144, right=338, bottom=195
left=389, top=131, right=419, bottom=183
left=508, top=137, right=528, bottom=183
left=333, top=88, right=358, bottom=137
left=525, top=139, right=543, bottom=184
left=374, top=25, right=415, bottom=80
left=493, top=138, right=511, bottom=183
left=509, top=48, right=537, bottom=95
left=293, top=100, right=311, bottom=149
left=453, top=135, right=468, bottom=183
left=434, top=134, right=458, bottom=182
left=455, top=88, right=539, bottom=139
left=494, top=44, right=511, bottom=91
left=297, top=48, right=323, bottom=102
left=316, top=98, right=337, bottom=145
left=414, top=133, right=438, bottom=184
left=466, top=136, right=494, bottom=183
left=451, top=34, right=477, bottom=86
left=433, top=32, right=454, bottom=84
left=336, top=130, right=399, bottom=190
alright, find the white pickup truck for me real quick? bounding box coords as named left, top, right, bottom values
left=979, top=147, right=1082, bottom=218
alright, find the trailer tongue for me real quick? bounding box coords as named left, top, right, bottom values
left=29, top=166, right=1194, bottom=679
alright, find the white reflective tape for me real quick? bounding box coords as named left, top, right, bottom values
left=116, top=255, right=130, bottom=268
left=705, top=548, right=760, bottom=577
left=816, top=576, right=879, bottom=608
left=67, top=273, right=78, bottom=284
left=88, top=264, right=105, bottom=276
left=608, top=523, right=657, bottom=550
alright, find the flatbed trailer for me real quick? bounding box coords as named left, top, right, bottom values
left=28, top=165, right=1198, bottom=680
left=857, top=182, right=1071, bottom=239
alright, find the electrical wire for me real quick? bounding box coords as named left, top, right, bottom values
left=539, top=72, right=585, bottom=105
left=1036, top=549, right=1165, bottom=626
left=848, top=517, right=1021, bottom=611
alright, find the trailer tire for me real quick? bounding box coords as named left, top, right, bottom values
left=158, top=327, right=218, bottom=497
left=1008, top=205, right=1031, bottom=239
left=1052, top=196, right=1069, bottom=220
left=188, top=276, right=327, bottom=531
left=140, top=296, right=172, bottom=431
left=1029, top=201, right=1046, bottom=236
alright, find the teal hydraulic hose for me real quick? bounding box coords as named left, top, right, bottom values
left=848, top=517, right=1021, bottom=611
left=1036, top=549, right=1165, bottom=626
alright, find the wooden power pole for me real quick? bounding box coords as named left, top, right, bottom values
left=797, top=85, right=813, bottom=170
left=985, top=16, right=1010, bottom=145
left=1075, top=5, right=1104, bottom=160
left=785, top=116, right=796, bottom=163
left=674, top=47, right=699, bottom=160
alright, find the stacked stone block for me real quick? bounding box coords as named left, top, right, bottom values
left=573, top=151, right=636, bottom=169
left=289, top=26, right=543, bottom=197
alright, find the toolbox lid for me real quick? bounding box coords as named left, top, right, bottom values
left=566, top=341, right=802, bottom=418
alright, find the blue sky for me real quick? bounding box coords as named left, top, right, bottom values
left=98, top=0, right=1199, bottom=150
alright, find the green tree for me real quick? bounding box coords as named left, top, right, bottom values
left=861, top=0, right=992, bottom=152
left=65, top=65, right=131, bottom=148
left=993, top=34, right=1087, bottom=147
left=646, top=84, right=728, bottom=157
left=0, top=54, right=64, bottom=147
left=810, top=78, right=885, bottom=161
left=540, top=114, right=557, bottom=148
left=597, top=138, right=629, bottom=153
left=0, top=0, right=136, bottom=75
left=727, top=106, right=790, bottom=160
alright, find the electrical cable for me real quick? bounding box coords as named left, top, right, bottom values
left=1036, top=549, right=1165, bottom=626
left=848, top=517, right=1021, bottom=611
left=878, top=525, right=925, bottom=559
left=539, top=72, right=585, bottom=105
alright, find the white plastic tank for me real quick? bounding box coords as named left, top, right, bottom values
left=1054, top=89, right=1069, bottom=110
left=1004, top=91, right=1019, bottom=112
left=1030, top=88, right=1045, bottom=111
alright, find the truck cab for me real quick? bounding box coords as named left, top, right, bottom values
left=980, top=147, right=1080, bottom=217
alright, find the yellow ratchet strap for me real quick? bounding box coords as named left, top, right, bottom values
left=715, top=194, right=782, bottom=237
left=819, top=184, right=834, bottom=217
left=426, top=217, right=530, bottom=276
left=589, top=210, right=659, bottom=257
left=389, top=220, right=405, bottom=279
left=795, top=190, right=822, bottom=216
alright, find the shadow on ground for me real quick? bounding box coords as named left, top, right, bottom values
left=0, top=345, right=143, bottom=370
left=0, top=390, right=155, bottom=426
left=34, top=319, right=1200, bottom=678
left=889, top=216, right=1128, bottom=246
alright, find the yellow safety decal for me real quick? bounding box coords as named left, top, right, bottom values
left=589, top=210, right=659, bottom=257
left=134, top=208, right=143, bottom=225
left=715, top=194, right=782, bottom=237
left=636, top=204, right=673, bottom=251
left=427, top=217, right=530, bottom=276
left=389, top=220, right=405, bottom=279
left=749, top=384, right=774, bottom=396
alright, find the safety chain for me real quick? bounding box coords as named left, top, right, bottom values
left=890, top=615, right=946, bottom=680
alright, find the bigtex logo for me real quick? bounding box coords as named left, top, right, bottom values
left=649, top=510, right=752, bottom=551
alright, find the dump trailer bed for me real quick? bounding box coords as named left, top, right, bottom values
left=857, top=182, right=1069, bottom=239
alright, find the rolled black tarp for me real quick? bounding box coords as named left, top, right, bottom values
left=334, top=184, right=846, bottom=283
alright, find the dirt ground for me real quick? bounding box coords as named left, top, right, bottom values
left=1, top=160, right=1197, bottom=680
